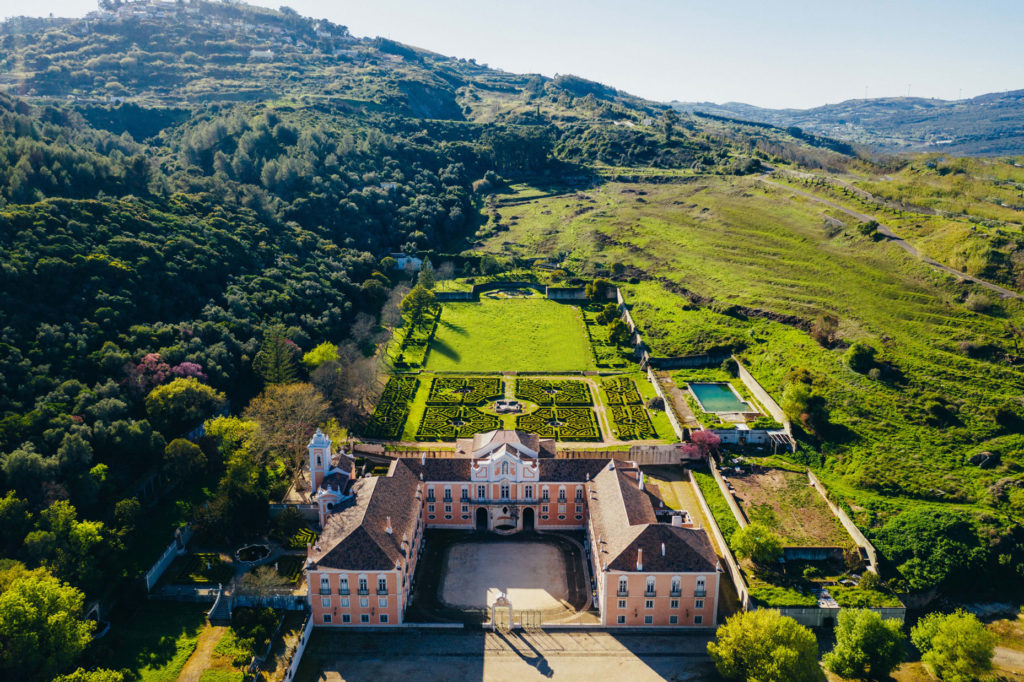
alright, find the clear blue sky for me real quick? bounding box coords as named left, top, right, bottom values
left=8, top=0, right=1024, bottom=108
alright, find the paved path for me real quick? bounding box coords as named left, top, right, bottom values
left=654, top=372, right=700, bottom=430
left=178, top=625, right=227, bottom=682
left=300, top=629, right=716, bottom=682
left=994, top=646, right=1024, bottom=677
left=759, top=175, right=1024, bottom=300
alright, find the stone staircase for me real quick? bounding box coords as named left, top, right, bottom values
left=207, top=584, right=232, bottom=625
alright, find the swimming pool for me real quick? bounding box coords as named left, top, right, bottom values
left=688, top=382, right=750, bottom=413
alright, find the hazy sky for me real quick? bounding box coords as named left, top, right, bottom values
left=7, top=0, right=1024, bottom=108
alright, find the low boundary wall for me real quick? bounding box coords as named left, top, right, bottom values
left=282, top=612, right=315, bottom=682
left=807, top=470, right=880, bottom=574
left=732, top=357, right=796, bottom=452
left=778, top=605, right=906, bottom=628
left=688, top=470, right=751, bottom=611
left=709, top=461, right=749, bottom=529
left=144, top=525, right=192, bottom=591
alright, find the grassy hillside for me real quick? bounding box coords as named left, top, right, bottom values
left=475, top=176, right=1024, bottom=570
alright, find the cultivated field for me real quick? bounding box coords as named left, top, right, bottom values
left=425, top=299, right=595, bottom=372
left=727, top=467, right=853, bottom=548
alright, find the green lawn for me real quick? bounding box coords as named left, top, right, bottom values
left=100, top=602, right=208, bottom=682
left=424, top=298, right=595, bottom=372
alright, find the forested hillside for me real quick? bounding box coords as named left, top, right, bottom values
left=673, top=90, right=1024, bottom=156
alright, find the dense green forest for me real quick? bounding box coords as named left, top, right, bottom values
left=0, top=2, right=1023, bottom=679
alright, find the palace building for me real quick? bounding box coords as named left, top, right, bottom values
left=304, top=429, right=721, bottom=628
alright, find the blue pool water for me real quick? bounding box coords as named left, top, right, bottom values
left=689, top=382, right=749, bottom=413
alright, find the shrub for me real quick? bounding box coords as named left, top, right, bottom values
left=823, top=608, right=905, bottom=679
left=731, top=523, right=782, bottom=565
left=845, top=342, right=877, bottom=373
left=707, top=609, right=819, bottom=682
left=911, top=610, right=996, bottom=682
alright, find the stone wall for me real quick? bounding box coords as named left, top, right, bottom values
left=807, top=470, right=880, bottom=574
left=688, top=470, right=751, bottom=611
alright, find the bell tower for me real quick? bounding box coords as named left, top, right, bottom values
left=308, top=428, right=332, bottom=490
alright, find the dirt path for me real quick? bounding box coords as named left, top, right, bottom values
left=759, top=175, right=1024, bottom=300
left=178, top=625, right=227, bottom=682
left=654, top=371, right=700, bottom=430
left=994, top=646, right=1024, bottom=676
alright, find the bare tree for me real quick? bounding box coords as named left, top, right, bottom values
left=436, top=260, right=455, bottom=281
left=243, top=383, right=330, bottom=487
left=350, top=312, right=378, bottom=349
left=237, top=565, right=290, bottom=607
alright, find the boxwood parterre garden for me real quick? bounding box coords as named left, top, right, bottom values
left=515, top=378, right=593, bottom=406
left=516, top=407, right=602, bottom=441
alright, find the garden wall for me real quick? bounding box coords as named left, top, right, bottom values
left=807, top=470, right=880, bottom=574
left=269, top=503, right=319, bottom=522
left=629, top=444, right=693, bottom=465
left=710, top=460, right=749, bottom=529
left=434, top=291, right=474, bottom=301
left=144, top=524, right=192, bottom=591
left=282, top=613, right=315, bottom=682
left=688, top=470, right=751, bottom=611
left=732, top=357, right=796, bottom=451
left=774, top=605, right=905, bottom=627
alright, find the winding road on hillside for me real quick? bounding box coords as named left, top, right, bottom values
left=758, top=174, right=1024, bottom=300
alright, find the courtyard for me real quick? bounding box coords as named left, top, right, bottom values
left=407, top=530, right=595, bottom=625
left=441, top=541, right=569, bottom=611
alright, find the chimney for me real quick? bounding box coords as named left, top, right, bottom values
left=636, top=548, right=643, bottom=571
left=661, top=542, right=666, bottom=557
left=672, top=514, right=683, bottom=527
left=385, top=516, right=393, bottom=535
left=639, top=475, right=645, bottom=491
left=421, top=452, right=426, bottom=466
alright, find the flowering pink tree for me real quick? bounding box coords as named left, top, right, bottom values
left=171, top=361, right=207, bottom=382
left=690, top=430, right=722, bottom=459
left=127, top=353, right=207, bottom=395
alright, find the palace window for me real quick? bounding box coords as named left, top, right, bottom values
left=695, top=599, right=704, bottom=609
left=645, top=576, right=656, bottom=597
left=444, top=504, right=452, bottom=513
left=618, top=600, right=626, bottom=609
left=542, top=488, right=550, bottom=502
left=541, top=505, right=549, bottom=513
left=321, top=597, right=330, bottom=608
left=339, top=577, right=349, bottom=595
left=669, top=615, right=678, bottom=624
left=695, top=576, right=706, bottom=598
left=524, top=485, right=533, bottom=499
left=694, top=615, right=703, bottom=625
left=378, top=597, right=388, bottom=608
left=575, top=487, right=583, bottom=502
left=558, top=487, right=567, bottom=502
left=576, top=505, right=583, bottom=514
left=618, top=577, right=628, bottom=597
left=462, top=505, right=468, bottom=514
left=670, top=599, right=679, bottom=609
left=359, top=597, right=369, bottom=608
left=645, top=600, right=654, bottom=609
left=670, top=576, right=681, bottom=597
left=428, top=504, right=435, bottom=513
left=360, top=614, right=370, bottom=623
left=380, top=614, right=389, bottom=623
left=443, top=487, right=452, bottom=502
left=427, top=487, right=435, bottom=502
left=378, top=577, right=388, bottom=594
left=644, top=615, right=653, bottom=624
left=341, top=597, right=350, bottom=608
left=323, top=614, right=332, bottom=623
left=342, top=614, right=351, bottom=623
left=500, top=484, right=510, bottom=499
left=358, top=577, right=368, bottom=594
left=461, top=487, right=469, bottom=501
left=477, top=485, right=486, bottom=499
left=319, top=576, right=330, bottom=595
left=501, top=462, right=508, bottom=475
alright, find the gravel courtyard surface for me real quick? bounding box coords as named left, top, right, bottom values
left=441, top=541, right=569, bottom=610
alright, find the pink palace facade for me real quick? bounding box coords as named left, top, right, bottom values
left=303, top=429, right=721, bottom=628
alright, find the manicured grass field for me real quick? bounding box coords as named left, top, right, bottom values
left=424, top=299, right=595, bottom=372
left=101, top=602, right=208, bottom=682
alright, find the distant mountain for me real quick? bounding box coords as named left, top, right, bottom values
left=672, top=90, right=1024, bottom=156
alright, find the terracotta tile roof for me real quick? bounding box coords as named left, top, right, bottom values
left=310, top=460, right=422, bottom=571
left=399, top=457, right=472, bottom=481
left=589, top=465, right=717, bottom=574
left=456, top=430, right=556, bottom=457
left=539, top=459, right=612, bottom=482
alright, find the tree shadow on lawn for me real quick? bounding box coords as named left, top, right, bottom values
left=95, top=601, right=207, bottom=676
left=429, top=337, right=461, bottom=363
left=439, top=319, right=468, bottom=335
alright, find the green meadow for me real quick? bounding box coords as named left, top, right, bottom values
left=424, top=298, right=595, bottom=373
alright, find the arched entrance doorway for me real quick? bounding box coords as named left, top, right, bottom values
left=522, top=507, right=535, bottom=531
left=476, top=507, right=488, bottom=531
